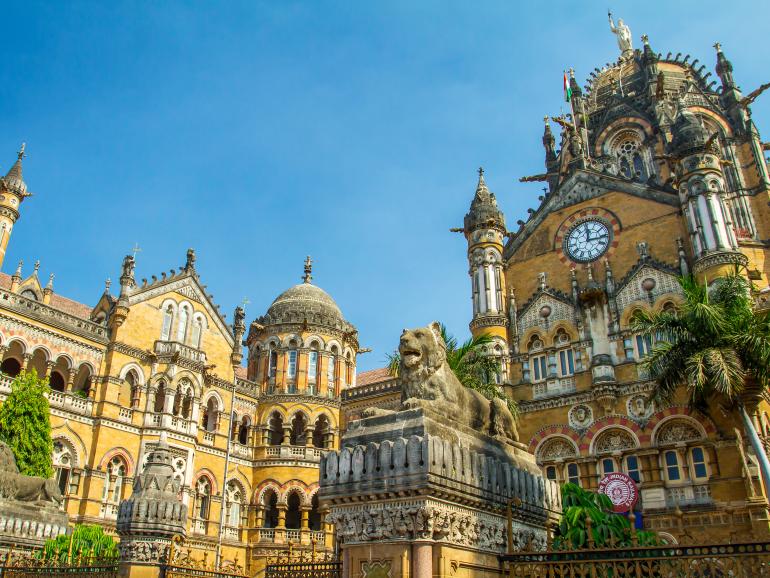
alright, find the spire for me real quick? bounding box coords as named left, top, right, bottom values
left=46, top=273, right=54, bottom=290
left=568, top=68, right=582, bottom=99
left=1, top=144, right=29, bottom=197
left=464, top=167, right=506, bottom=233
left=543, top=116, right=556, bottom=164
left=184, top=248, right=196, bottom=272
left=641, top=34, right=657, bottom=64
left=714, top=42, right=735, bottom=89
left=303, top=255, right=313, bottom=284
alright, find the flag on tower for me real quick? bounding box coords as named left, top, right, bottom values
left=563, top=71, right=572, bottom=102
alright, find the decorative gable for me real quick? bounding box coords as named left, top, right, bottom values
left=518, top=291, right=575, bottom=335
left=615, top=263, right=682, bottom=313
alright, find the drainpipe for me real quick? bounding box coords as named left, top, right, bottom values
left=215, top=382, right=236, bottom=569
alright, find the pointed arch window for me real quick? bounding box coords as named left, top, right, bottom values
left=176, top=305, right=189, bottom=342
left=225, top=481, right=243, bottom=528
left=161, top=305, right=174, bottom=341
left=191, top=317, right=203, bottom=349
left=102, top=456, right=126, bottom=505
left=195, top=477, right=212, bottom=520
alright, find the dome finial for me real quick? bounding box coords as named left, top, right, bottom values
left=303, top=255, right=313, bottom=284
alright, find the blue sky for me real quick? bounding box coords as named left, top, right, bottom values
left=3, top=1, right=769, bottom=371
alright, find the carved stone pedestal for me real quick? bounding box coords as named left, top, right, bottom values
left=319, top=408, right=561, bottom=578
left=0, top=499, right=68, bottom=550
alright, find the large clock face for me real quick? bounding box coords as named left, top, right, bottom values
left=565, top=220, right=611, bottom=263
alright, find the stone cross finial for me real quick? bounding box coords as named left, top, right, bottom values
left=713, top=42, right=722, bottom=52
left=17, top=143, right=25, bottom=160
left=185, top=248, right=196, bottom=271
left=33, top=260, right=40, bottom=273
left=105, top=278, right=111, bottom=292
left=303, top=256, right=313, bottom=283
left=477, top=166, right=484, bottom=177
left=538, top=272, right=547, bottom=291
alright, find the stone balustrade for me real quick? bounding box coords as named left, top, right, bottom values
left=153, top=340, right=207, bottom=363
left=48, top=390, right=94, bottom=416
left=321, top=433, right=560, bottom=515
left=256, top=445, right=324, bottom=463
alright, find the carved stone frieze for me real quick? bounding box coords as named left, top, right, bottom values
left=327, top=500, right=543, bottom=552
left=656, top=420, right=703, bottom=445
left=0, top=314, right=104, bottom=361
left=594, top=428, right=636, bottom=453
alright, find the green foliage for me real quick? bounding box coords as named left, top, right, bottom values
left=555, top=483, right=657, bottom=549
left=0, top=370, right=54, bottom=478
left=386, top=323, right=519, bottom=419
left=39, top=525, right=119, bottom=562
left=631, top=271, right=770, bottom=407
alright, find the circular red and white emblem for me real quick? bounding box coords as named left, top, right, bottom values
left=598, top=473, right=638, bottom=513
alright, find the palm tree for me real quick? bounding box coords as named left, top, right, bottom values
left=386, top=324, right=518, bottom=417
left=631, top=272, right=770, bottom=492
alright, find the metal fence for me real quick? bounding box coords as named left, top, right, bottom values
left=501, top=541, right=770, bottom=577
left=264, top=561, right=342, bottom=578
left=0, top=558, right=118, bottom=578
left=163, top=565, right=247, bottom=578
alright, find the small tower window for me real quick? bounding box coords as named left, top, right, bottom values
left=191, top=317, right=203, bottom=348
left=161, top=305, right=174, bottom=341
left=176, top=306, right=189, bottom=342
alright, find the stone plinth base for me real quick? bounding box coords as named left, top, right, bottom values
left=320, top=408, right=561, bottom=578
left=118, top=536, right=171, bottom=578
left=0, top=499, right=68, bottom=550
left=118, top=562, right=162, bottom=578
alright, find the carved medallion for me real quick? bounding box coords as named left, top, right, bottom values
left=569, top=404, right=593, bottom=429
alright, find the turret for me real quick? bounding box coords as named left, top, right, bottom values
left=462, top=168, right=508, bottom=344
left=231, top=305, right=246, bottom=366
left=670, top=104, right=746, bottom=279
left=0, top=145, right=31, bottom=271
left=110, top=255, right=135, bottom=329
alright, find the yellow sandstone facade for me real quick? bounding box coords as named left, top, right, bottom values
left=350, top=29, right=770, bottom=544
left=0, top=152, right=356, bottom=574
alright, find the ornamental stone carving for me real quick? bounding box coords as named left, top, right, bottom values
left=569, top=404, right=593, bottom=429
left=594, top=428, right=636, bottom=454
left=537, top=437, right=577, bottom=461
left=656, top=420, right=702, bottom=445
left=327, top=502, right=511, bottom=551
left=627, top=395, right=654, bottom=420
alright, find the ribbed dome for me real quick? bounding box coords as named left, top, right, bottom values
left=266, top=282, right=344, bottom=323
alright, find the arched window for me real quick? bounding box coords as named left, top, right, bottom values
left=53, top=439, right=75, bottom=496
left=290, top=413, right=307, bottom=446
left=308, top=348, right=319, bottom=393
left=262, top=489, right=279, bottom=528
left=191, top=316, right=204, bottom=349
left=313, top=415, right=330, bottom=449
left=126, top=371, right=141, bottom=409
left=309, top=493, right=322, bottom=531
left=527, top=335, right=547, bottom=383
left=625, top=455, right=641, bottom=483
left=154, top=381, right=167, bottom=413
left=327, top=347, right=338, bottom=391
left=286, top=492, right=302, bottom=530
left=0, top=357, right=21, bottom=377
left=20, top=289, right=38, bottom=301
left=268, top=412, right=284, bottom=446
left=225, top=481, right=243, bottom=528
left=566, top=463, right=580, bottom=485
left=614, top=134, right=648, bottom=182
left=176, top=305, right=189, bottom=342
left=195, top=477, right=212, bottom=519
left=287, top=345, right=298, bottom=392
left=238, top=416, right=250, bottom=445
left=73, top=365, right=93, bottom=397
left=49, top=371, right=66, bottom=392
left=203, top=398, right=219, bottom=432
left=268, top=351, right=278, bottom=379
left=180, top=384, right=193, bottom=419
left=102, top=456, right=126, bottom=505
left=161, top=305, right=174, bottom=341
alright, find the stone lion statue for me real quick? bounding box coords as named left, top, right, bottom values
left=368, top=322, right=518, bottom=442
left=0, top=440, right=63, bottom=506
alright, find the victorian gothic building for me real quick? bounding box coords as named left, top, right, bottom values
left=0, top=148, right=358, bottom=571
left=350, top=25, right=770, bottom=541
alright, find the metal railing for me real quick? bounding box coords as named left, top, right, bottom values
left=503, top=540, right=770, bottom=577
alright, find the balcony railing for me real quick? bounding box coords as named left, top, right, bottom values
left=118, top=407, right=133, bottom=422
left=0, top=374, right=12, bottom=393
left=231, top=442, right=251, bottom=459
left=257, top=528, right=275, bottom=542
left=191, top=519, right=208, bottom=535
left=223, top=526, right=241, bottom=541
left=533, top=377, right=576, bottom=400
left=154, top=340, right=206, bottom=363
left=256, top=445, right=324, bottom=462
left=100, top=503, right=119, bottom=520
left=48, top=390, right=94, bottom=416
left=665, top=484, right=712, bottom=507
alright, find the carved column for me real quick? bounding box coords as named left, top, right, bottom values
left=66, top=369, right=76, bottom=392
left=282, top=426, right=292, bottom=445
left=304, top=427, right=313, bottom=447
left=277, top=505, right=287, bottom=529
left=21, top=353, right=32, bottom=371
left=412, top=542, right=433, bottom=578
left=44, top=360, right=55, bottom=379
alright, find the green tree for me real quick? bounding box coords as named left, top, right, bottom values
left=555, top=483, right=657, bottom=549
left=387, top=324, right=518, bottom=417
left=631, top=272, right=770, bottom=491
left=0, top=369, right=54, bottom=478
left=39, top=525, right=118, bottom=563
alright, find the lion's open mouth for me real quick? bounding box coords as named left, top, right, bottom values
left=401, top=348, right=421, bottom=362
